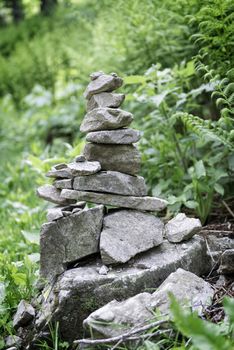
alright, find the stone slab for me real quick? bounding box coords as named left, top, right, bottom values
left=83, top=143, right=140, bottom=175
left=87, top=92, right=125, bottom=111
left=80, top=108, right=133, bottom=133
left=61, top=189, right=168, bottom=211
left=86, top=128, right=141, bottom=144
left=84, top=72, right=123, bottom=99
left=35, top=235, right=210, bottom=342
left=37, top=185, right=76, bottom=205
left=54, top=179, right=73, bottom=189
left=67, top=160, right=101, bottom=175
left=40, top=206, right=104, bottom=282
left=84, top=268, right=214, bottom=337
left=73, top=171, right=147, bottom=196
left=100, top=209, right=164, bottom=264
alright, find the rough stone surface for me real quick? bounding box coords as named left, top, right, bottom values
left=87, top=92, right=125, bottom=111
left=98, top=265, right=109, bottom=275
left=37, top=185, right=76, bottom=205
left=61, top=189, right=168, bottom=211
left=75, top=155, right=86, bottom=162
left=46, top=207, right=64, bottom=222
left=46, top=167, right=72, bottom=179
left=67, top=160, right=101, bottom=175
left=83, top=268, right=214, bottom=337
left=205, top=234, right=234, bottom=261
left=165, top=213, right=202, bottom=243
left=54, top=179, right=73, bottom=189
left=218, top=249, right=234, bottom=275
left=40, top=206, right=104, bottom=282
left=35, top=235, right=210, bottom=342
left=83, top=143, right=140, bottom=175
left=13, top=300, right=35, bottom=329
left=80, top=108, right=133, bottom=133
left=100, top=210, right=164, bottom=265
left=73, top=171, right=147, bottom=196
left=84, top=73, right=123, bottom=99
left=86, top=128, right=141, bottom=144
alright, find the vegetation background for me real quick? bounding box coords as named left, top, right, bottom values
left=0, top=0, right=233, bottom=349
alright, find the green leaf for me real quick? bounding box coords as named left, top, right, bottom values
left=223, top=297, right=234, bottom=328
left=184, top=200, right=198, bottom=209
left=214, top=183, right=224, bottom=196
left=124, top=75, right=146, bottom=85
left=21, top=230, right=39, bottom=245
left=12, top=272, right=27, bottom=286
left=194, top=160, right=206, bottom=179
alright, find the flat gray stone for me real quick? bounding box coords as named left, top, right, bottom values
left=80, top=108, right=133, bottom=133
left=165, top=213, right=202, bottom=243
left=54, top=179, right=73, bottom=189
left=83, top=268, right=214, bottom=337
left=86, top=128, right=141, bottom=144
left=61, top=189, right=168, bottom=211
left=67, top=160, right=101, bottom=175
left=87, top=92, right=125, bottom=111
left=37, top=185, right=76, bottom=205
left=100, top=210, right=163, bottom=265
left=218, top=249, right=234, bottom=275
left=40, top=206, right=104, bottom=282
left=84, top=73, right=123, bottom=99
left=13, top=300, right=35, bottom=329
left=73, top=171, right=147, bottom=196
left=46, top=167, right=72, bottom=179
left=83, top=143, right=140, bottom=175
left=35, top=235, right=211, bottom=342
left=46, top=207, right=64, bottom=222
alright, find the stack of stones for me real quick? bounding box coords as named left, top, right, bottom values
left=37, top=72, right=200, bottom=284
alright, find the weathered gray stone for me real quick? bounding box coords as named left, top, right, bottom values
left=47, top=207, right=64, bottom=222
left=87, top=92, right=125, bottom=111
left=37, top=185, right=76, bottom=205
left=75, top=155, right=86, bottom=162
left=40, top=206, right=104, bottom=282
left=165, top=213, right=202, bottom=243
left=46, top=167, right=72, bottom=179
left=100, top=210, right=164, bottom=265
left=54, top=179, right=73, bottom=189
left=83, top=268, right=214, bottom=337
left=73, top=171, right=147, bottom=196
left=98, top=265, right=109, bottom=275
left=13, top=300, right=35, bottom=329
left=83, top=143, right=140, bottom=175
left=5, top=335, right=22, bottom=347
left=84, top=73, right=123, bottom=99
left=67, top=160, right=101, bottom=175
left=61, top=189, right=168, bottom=211
left=205, top=234, right=234, bottom=261
left=86, top=128, right=141, bottom=144
left=80, top=108, right=133, bottom=133
left=53, top=163, right=67, bottom=170
left=35, top=235, right=210, bottom=342
left=218, top=249, right=234, bottom=275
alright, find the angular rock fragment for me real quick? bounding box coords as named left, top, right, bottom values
left=61, top=189, right=168, bottom=211
left=75, top=155, right=86, bottom=162
left=53, top=163, right=67, bottom=170
left=100, top=210, right=164, bottom=265
left=73, top=171, right=147, bottom=196
left=40, top=206, right=104, bottom=282
left=86, top=128, right=141, bottom=144
left=87, top=92, right=125, bottom=111
left=46, top=166, right=72, bottom=179
left=80, top=108, right=133, bottom=133
left=47, top=207, right=64, bottom=222
left=98, top=265, right=109, bottom=275
left=67, top=160, right=101, bottom=175
left=54, top=179, right=73, bottom=189
left=218, top=249, right=234, bottom=275
left=83, top=143, right=140, bottom=175
left=83, top=268, right=214, bottom=338
left=35, top=236, right=210, bottom=341
left=13, top=300, right=35, bottom=329
left=37, top=185, right=76, bottom=205
left=84, top=72, right=123, bottom=99
left=165, top=213, right=202, bottom=243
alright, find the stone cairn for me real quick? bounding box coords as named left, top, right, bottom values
left=11, top=72, right=227, bottom=349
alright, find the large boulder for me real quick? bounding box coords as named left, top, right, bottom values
left=73, top=171, right=147, bottom=196
left=83, top=268, right=214, bottom=337
left=86, top=129, right=140, bottom=144
left=100, top=209, right=163, bottom=264
left=34, top=235, right=210, bottom=342
left=40, top=205, right=104, bottom=282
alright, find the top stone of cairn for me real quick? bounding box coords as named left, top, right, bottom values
left=84, top=72, right=123, bottom=100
